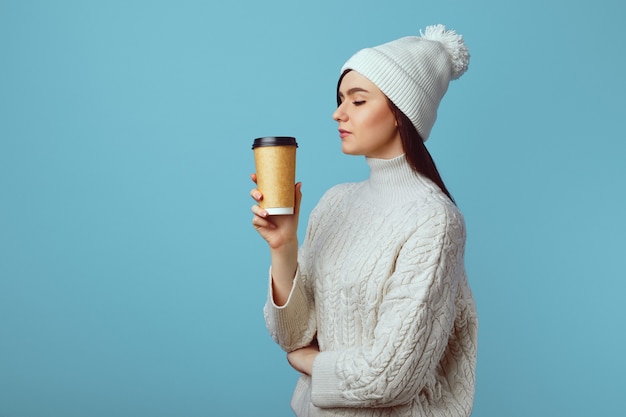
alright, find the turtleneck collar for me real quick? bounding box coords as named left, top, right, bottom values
left=364, top=154, right=440, bottom=204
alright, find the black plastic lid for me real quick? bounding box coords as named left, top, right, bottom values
left=252, top=136, right=298, bottom=149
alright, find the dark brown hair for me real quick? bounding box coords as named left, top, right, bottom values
left=336, top=70, right=454, bottom=203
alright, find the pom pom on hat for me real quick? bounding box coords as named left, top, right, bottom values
left=341, top=24, right=470, bottom=141
left=420, top=24, right=469, bottom=80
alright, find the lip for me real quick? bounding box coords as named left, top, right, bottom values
left=338, top=129, right=351, bottom=139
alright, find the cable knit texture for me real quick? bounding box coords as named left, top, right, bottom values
left=264, top=155, right=478, bottom=417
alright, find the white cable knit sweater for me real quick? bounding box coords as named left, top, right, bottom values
left=264, top=155, right=478, bottom=417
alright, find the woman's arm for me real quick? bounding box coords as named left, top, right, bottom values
left=268, top=239, right=298, bottom=306
left=287, top=342, right=320, bottom=375
left=251, top=175, right=302, bottom=305
left=252, top=176, right=317, bottom=351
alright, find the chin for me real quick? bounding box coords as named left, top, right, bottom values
left=341, top=144, right=360, bottom=156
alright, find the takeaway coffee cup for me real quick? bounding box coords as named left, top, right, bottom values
left=252, top=136, right=298, bottom=215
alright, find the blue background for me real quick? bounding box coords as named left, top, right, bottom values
left=1, top=0, right=624, bottom=416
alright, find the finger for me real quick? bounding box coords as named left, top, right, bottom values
left=293, top=182, right=303, bottom=217
left=252, top=213, right=277, bottom=230
left=251, top=204, right=268, bottom=218
left=250, top=188, right=263, bottom=202
left=250, top=173, right=258, bottom=183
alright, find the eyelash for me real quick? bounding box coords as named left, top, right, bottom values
left=337, top=99, right=366, bottom=108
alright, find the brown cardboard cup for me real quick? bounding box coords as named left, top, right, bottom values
left=252, top=136, right=298, bottom=215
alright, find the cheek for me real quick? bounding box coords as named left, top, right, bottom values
left=364, top=107, right=397, bottom=136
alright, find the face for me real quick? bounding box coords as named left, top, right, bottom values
left=333, top=71, right=402, bottom=159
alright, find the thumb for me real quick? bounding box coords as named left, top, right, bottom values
left=293, top=182, right=303, bottom=218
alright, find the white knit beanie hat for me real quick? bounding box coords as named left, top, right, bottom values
left=341, top=24, right=469, bottom=141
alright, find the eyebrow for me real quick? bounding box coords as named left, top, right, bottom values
left=338, top=87, right=370, bottom=98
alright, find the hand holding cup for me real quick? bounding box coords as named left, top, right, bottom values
left=250, top=136, right=301, bottom=250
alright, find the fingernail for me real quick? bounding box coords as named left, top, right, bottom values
left=254, top=192, right=262, bottom=200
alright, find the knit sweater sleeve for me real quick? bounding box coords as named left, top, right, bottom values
left=263, top=266, right=317, bottom=352
left=311, top=203, right=466, bottom=408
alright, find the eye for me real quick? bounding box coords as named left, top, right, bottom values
left=352, top=100, right=366, bottom=106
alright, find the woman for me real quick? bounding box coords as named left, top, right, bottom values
left=251, top=24, right=478, bottom=417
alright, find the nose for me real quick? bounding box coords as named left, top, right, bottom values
left=333, top=103, right=347, bottom=122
